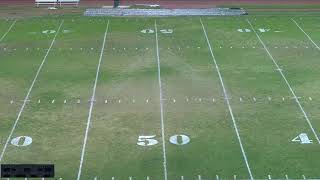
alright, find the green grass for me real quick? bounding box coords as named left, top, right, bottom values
left=0, top=15, right=320, bottom=180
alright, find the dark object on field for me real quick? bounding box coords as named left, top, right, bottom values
left=1, top=164, right=54, bottom=178
left=114, top=0, right=120, bottom=8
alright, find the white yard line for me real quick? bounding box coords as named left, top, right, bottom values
left=0, top=20, right=17, bottom=42
left=154, top=20, right=168, bottom=180
left=200, top=18, right=254, bottom=180
left=0, top=20, right=64, bottom=161
left=76, top=20, right=109, bottom=180
left=247, top=19, right=320, bottom=144
left=291, top=18, right=320, bottom=51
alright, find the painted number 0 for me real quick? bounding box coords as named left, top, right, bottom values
left=137, top=134, right=190, bottom=146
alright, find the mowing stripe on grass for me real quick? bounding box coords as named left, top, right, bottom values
left=200, top=18, right=254, bottom=180
left=291, top=18, right=320, bottom=51
left=154, top=19, right=168, bottom=180
left=247, top=19, right=320, bottom=144
left=76, top=20, right=109, bottom=180
left=0, top=20, right=17, bottom=42
left=0, top=20, right=64, bottom=162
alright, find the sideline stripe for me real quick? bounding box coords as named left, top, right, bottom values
left=0, top=20, right=64, bottom=161
left=291, top=18, right=320, bottom=51
left=76, top=20, right=110, bottom=180
left=200, top=18, right=254, bottom=180
left=0, top=20, right=16, bottom=42
left=154, top=20, right=168, bottom=180
left=247, top=19, right=320, bottom=144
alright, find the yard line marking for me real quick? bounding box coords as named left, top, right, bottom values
left=200, top=18, right=253, bottom=180
left=216, top=175, right=219, bottom=180
left=247, top=19, right=320, bottom=144
left=76, top=20, right=109, bottom=180
left=154, top=20, right=168, bottom=180
left=0, top=20, right=16, bottom=42
left=291, top=19, right=320, bottom=51
left=0, top=20, right=64, bottom=162
left=285, top=174, right=289, bottom=180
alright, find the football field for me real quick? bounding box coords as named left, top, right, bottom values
left=0, top=15, right=320, bottom=180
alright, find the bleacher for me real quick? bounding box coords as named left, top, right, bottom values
left=35, top=0, right=79, bottom=7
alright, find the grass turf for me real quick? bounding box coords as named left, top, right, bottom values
left=0, top=15, right=320, bottom=180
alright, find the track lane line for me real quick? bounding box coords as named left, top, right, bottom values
left=200, top=18, right=254, bottom=180
left=0, top=20, right=64, bottom=161
left=77, top=20, right=109, bottom=180
left=247, top=19, right=320, bottom=144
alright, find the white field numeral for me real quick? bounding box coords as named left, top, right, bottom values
left=137, top=134, right=190, bottom=146
left=169, top=134, right=190, bottom=145
left=11, top=136, right=32, bottom=147
left=137, top=135, right=158, bottom=146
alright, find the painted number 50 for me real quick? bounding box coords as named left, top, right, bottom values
left=137, top=134, right=190, bottom=146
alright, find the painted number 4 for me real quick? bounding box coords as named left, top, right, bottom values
left=137, top=134, right=190, bottom=146
left=292, top=133, right=312, bottom=144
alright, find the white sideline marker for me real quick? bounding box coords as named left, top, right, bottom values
left=77, top=20, right=109, bottom=180
left=291, top=18, right=320, bottom=51
left=200, top=18, right=253, bottom=180
left=154, top=20, right=168, bottom=180
left=247, top=19, right=320, bottom=144
left=0, top=20, right=17, bottom=42
left=0, top=20, right=64, bottom=162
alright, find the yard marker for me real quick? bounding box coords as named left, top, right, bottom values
left=201, top=18, right=254, bottom=180
left=216, top=175, right=219, bottom=180
left=0, top=20, right=16, bottom=42
left=198, top=175, right=201, bottom=180
left=154, top=20, right=168, bottom=180
left=291, top=19, right=320, bottom=51
left=0, top=20, right=64, bottom=162
left=285, top=174, right=289, bottom=180
left=247, top=19, right=320, bottom=144
left=77, top=20, right=109, bottom=180
left=268, top=175, right=272, bottom=180
left=302, top=175, right=306, bottom=179
left=181, top=176, right=184, bottom=180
